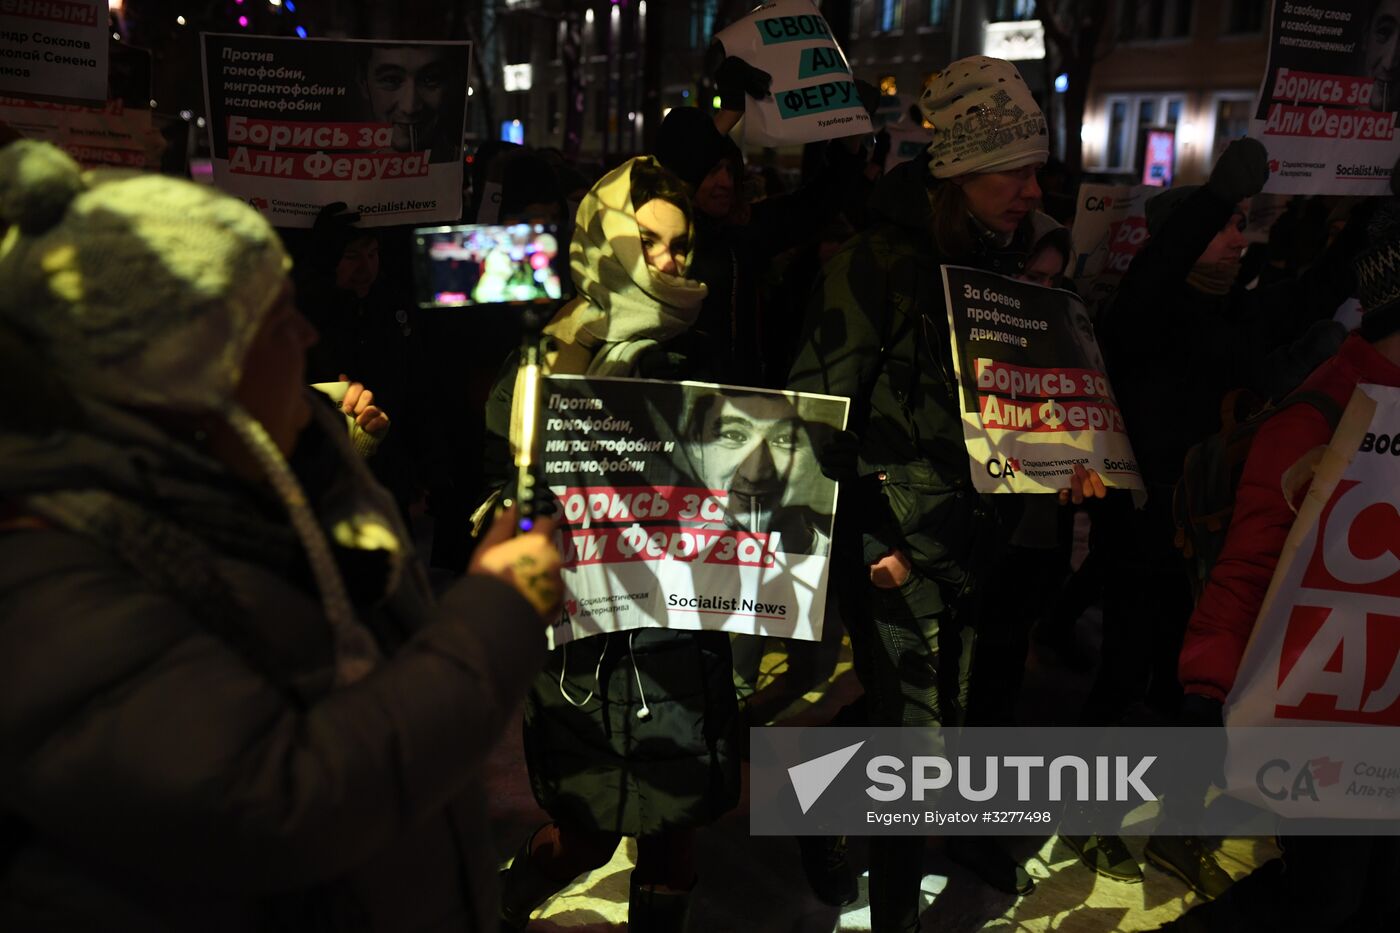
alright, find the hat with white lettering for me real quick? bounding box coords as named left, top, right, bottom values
left=919, top=56, right=1049, bottom=179
left=0, top=139, right=289, bottom=412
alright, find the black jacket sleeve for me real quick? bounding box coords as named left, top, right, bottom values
left=0, top=529, right=545, bottom=893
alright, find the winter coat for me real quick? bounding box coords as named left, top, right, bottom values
left=1098, top=187, right=1353, bottom=495
left=787, top=153, right=1034, bottom=604
left=1178, top=334, right=1400, bottom=703
left=0, top=396, right=545, bottom=933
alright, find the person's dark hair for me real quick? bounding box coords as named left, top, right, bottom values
left=630, top=159, right=693, bottom=226
left=681, top=390, right=805, bottom=442
left=927, top=179, right=977, bottom=259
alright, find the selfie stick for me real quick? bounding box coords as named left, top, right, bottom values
left=503, top=301, right=564, bottom=535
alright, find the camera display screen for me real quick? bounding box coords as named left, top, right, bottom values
left=413, top=223, right=566, bottom=308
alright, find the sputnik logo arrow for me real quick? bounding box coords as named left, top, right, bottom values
left=788, top=741, right=866, bottom=814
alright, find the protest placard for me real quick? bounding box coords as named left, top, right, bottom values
left=539, top=375, right=848, bottom=649
left=712, top=0, right=872, bottom=147
left=1068, top=182, right=1155, bottom=318
left=201, top=33, right=470, bottom=228
left=0, top=94, right=160, bottom=168
left=942, top=265, right=1144, bottom=494
left=1224, top=384, right=1400, bottom=819
left=882, top=119, right=935, bottom=174
left=0, top=0, right=107, bottom=105
left=1251, top=0, right=1400, bottom=195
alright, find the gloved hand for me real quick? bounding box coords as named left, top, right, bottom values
left=1179, top=693, right=1227, bottom=787
left=715, top=55, right=772, bottom=111
left=1206, top=137, right=1269, bottom=206
left=817, top=429, right=861, bottom=483
left=871, top=129, right=891, bottom=169
left=308, top=201, right=361, bottom=273
left=854, top=79, right=881, bottom=117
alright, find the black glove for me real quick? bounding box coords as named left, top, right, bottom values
left=1206, top=137, right=1269, bottom=206
left=854, top=78, right=881, bottom=117
left=1178, top=693, right=1227, bottom=788
left=817, top=429, right=861, bottom=483
left=309, top=201, right=361, bottom=273
left=1178, top=693, right=1224, bottom=729
left=715, top=55, right=772, bottom=111
left=871, top=129, right=891, bottom=168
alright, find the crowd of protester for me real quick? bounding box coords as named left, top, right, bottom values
left=1, top=40, right=1397, bottom=933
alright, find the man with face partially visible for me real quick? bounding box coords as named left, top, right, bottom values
left=684, top=391, right=832, bottom=557
left=358, top=45, right=454, bottom=157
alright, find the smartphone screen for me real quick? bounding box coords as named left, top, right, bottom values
left=413, top=222, right=567, bottom=309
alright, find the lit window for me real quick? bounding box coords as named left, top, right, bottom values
left=879, top=0, right=904, bottom=33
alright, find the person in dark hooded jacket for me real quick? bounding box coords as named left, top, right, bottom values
left=789, top=57, right=1104, bottom=932
left=0, top=140, right=562, bottom=933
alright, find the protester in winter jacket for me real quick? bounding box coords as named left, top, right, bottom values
left=653, top=61, right=873, bottom=387
left=485, top=156, right=739, bottom=933
left=0, top=141, right=562, bottom=932
left=789, top=56, right=1103, bottom=932
left=1078, top=138, right=1360, bottom=892
left=1153, top=202, right=1400, bottom=933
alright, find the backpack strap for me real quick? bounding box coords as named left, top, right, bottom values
left=1271, top=389, right=1344, bottom=432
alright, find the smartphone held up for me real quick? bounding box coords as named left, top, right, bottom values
left=413, top=223, right=567, bottom=309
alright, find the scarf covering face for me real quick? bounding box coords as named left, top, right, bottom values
left=549, top=155, right=708, bottom=377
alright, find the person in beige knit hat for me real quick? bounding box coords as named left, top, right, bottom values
left=789, top=55, right=1102, bottom=931
left=0, top=139, right=562, bottom=932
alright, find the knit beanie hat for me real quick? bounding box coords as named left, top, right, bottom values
left=0, top=140, right=288, bottom=411
left=1354, top=199, right=1400, bottom=342
left=1145, top=185, right=1200, bottom=238
left=655, top=106, right=743, bottom=189
left=0, top=140, right=378, bottom=685
left=918, top=56, right=1048, bottom=179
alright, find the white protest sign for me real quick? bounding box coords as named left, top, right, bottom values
left=0, top=0, right=107, bottom=105
left=713, top=0, right=872, bottom=147
left=540, top=375, right=848, bottom=649
left=0, top=95, right=161, bottom=169
left=1224, top=384, right=1400, bottom=818
left=1068, top=182, right=1155, bottom=317
left=942, top=265, right=1144, bottom=494
left=201, top=33, right=471, bottom=228
left=883, top=119, right=934, bottom=173
left=1251, top=1, right=1400, bottom=195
